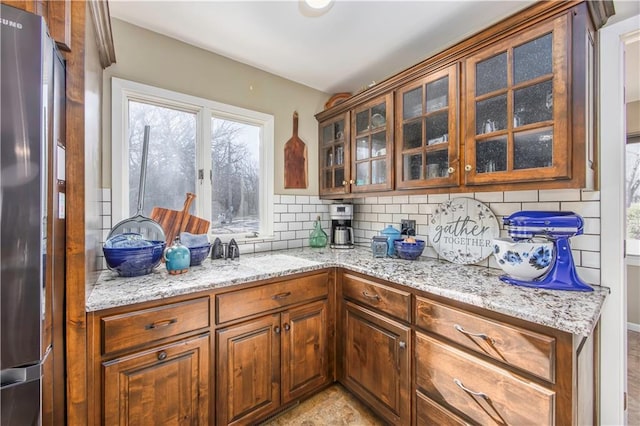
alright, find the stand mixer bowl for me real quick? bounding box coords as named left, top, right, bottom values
left=492, top=237, right=554, bottom=281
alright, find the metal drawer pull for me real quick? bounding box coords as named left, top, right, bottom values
left=145, top=318, right=178, bottom=330
left=362, top=291, right=381, bottom=301
left=454, top=324, right=495, bottom=344
left=157, top=351, right=168, bottom=361
left=454, top=378, right=488, bottom=399
left=272, top=292, right=292, bottom=300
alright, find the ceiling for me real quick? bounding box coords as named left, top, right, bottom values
left=109, top=0, right=541, bottom=94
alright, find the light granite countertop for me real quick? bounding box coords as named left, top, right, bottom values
left=88, top=247, right=609, bottom=337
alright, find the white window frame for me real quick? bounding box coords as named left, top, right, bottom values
left=111, top=77, right=274, bottom=240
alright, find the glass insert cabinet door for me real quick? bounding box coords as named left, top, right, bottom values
left=396, top=63, right=458, bottom=189
left=350, top=93, right=394, bottom=193
left=319, top=112, right=350, bottom=195
left=464, top=15, right=569, bottom=185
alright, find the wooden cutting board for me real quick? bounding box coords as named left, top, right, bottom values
left=150, top=193, right=210, bottom=246
left=284, top=111, right=308, bottom=189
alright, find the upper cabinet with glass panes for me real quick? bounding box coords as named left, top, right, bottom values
left=315, top=2, right=605, bottom=198
left=396, top=64, right=458, bottom=189
left=319, top=112, right=350, bottom=195
left=463, top=15, right=570, bottom=185
left=350, top=94, right=394, bottom=193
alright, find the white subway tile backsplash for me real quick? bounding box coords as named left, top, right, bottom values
left=102, top=216, right=111, bottom=229
left=303, top=204, right=317, bottom=213
left=577, top=267, right=600, bottom=285
left=273, top=222, right=288, bottom=232
left=474, top=192, right=503, bottom=203
left=539, top=189, right=581, bottom=202
left=561, top=201, right=600, bottom=218
left=372, top=204, right=385, bottom=213
left=580, top=190, right=600, bottom=201
left=102, top=188, right=111, bottom=201
left=280, top=195, right=296, bottom=204
left=295, top=195, right=310, bottom=204
left=272, top=240, right=288, bottom=251
left=582, top=251, right=600, bottom=269
left=288, top=239, right=303, bottom=249
left=295, top=213, right=311, bottom=222
left=419, top=204, right=433, bottom=215
left=504, top=190, right=538, bottom=202
left=386, top=204, right=401, bottom=214
left=409, top=195, right=429, bottom=204
left=274, top=204, right=288, bottom=213
left=255, top=242, right=273, bottom=253
left=281, top=213, right=296, bottom=223
left=428, top=194, right=450, bottom=204
left=393, top=195, right=409, bottom=205
left=402, top=204, right=419, bottom=214
left=273, top=194, right=281, bottom=204
left=288, top=204, right=303, bottom=213
left=378, top=196, right=393, bottom=204
left=358, top=204, right=373, bottom=213
left=583, top=218, right=600, bottom=235
left=377, top=213, right=393, bottom=223
left=489, top=203, right=522, bottom=216
left=570, top=234, right=600, bottom=251
left=522, top=202, right=560, bottom=211
left=288, top=222, right=303, bottom=231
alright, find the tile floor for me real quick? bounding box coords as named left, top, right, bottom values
left=261, top=384, right=384, bottom=426
left=629, top=330, right=639, bottom=426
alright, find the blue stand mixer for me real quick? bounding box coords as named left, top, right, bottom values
left=501, top=211, right=593, bottom=292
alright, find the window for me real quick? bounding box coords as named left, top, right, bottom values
left=112, top=78, right=274, bottom=240
left=627, top=136, right=640, bottom=257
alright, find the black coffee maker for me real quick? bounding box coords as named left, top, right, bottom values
left=330, top=204, right=354, bottom=249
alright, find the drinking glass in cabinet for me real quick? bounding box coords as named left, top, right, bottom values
left=476, top=137, right=507, bottom=173
left=371, top=159, right=386, bottom=184
left=356, top=162, right=369, bottom=186
left=325, top=149, right=333, bottom=166
left=514, top=129, right=553, bottom=170
left=426, top=150, right=448, bottom=178
left=335, top=146, right=344, bottom=165
left=426, top=111, right=449, bottom=145
left=356, top=138, right=370, bottom=160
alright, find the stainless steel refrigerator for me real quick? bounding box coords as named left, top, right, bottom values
left=1, top=5, right=66, bottom=425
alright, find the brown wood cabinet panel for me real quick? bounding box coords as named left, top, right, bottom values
left=101, top=297, right=210, bottom=355
left=102, top=334, right=209, bottom=425
left=318, top=112, right=351, bottom=195
left=342, top=273, right=411, bottom=322
left=415, top=296, right=555, bottom=382
left=282, top=300, right=330, bottom=403
left=216, top=314, right=281, bottom=425
left=416, top=391, right=470, bottom=426
left=47, top=0, right=70, bottom=51
left=415, top=332, right=555, bottom=426
left=342, top=301, right=411, bottom=425
left=216, top=272, right=328, bottom=324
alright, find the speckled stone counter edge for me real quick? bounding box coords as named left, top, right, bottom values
left=87, top=247, right=608, bottom=337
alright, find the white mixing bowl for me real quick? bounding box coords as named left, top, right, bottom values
left=492, top=238, right=554, bottom=281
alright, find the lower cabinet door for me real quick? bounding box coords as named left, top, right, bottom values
left=282, top=300, right=330, bottom=403
left=102, top=334, right=210, bottom=425
left=342, top=301, right=411, bottom=425
left=216, top=314, right=281, bottom=425
left=416, top=391, right=470, bottom=426
left=415, top=332, right=555, bottom=425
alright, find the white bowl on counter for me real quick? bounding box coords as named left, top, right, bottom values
left=492, top=238, right=554, bottom=281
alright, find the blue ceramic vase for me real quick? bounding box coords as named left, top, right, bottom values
left=164, top=236, right=190, bottom=275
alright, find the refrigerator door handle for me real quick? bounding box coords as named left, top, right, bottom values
left=0, top=364, right=42, bottom=389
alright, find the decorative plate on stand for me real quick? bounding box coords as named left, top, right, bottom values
left=428, top=198, right=499, bottom=264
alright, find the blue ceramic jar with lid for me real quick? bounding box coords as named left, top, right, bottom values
left=380, top=225, right=401, bottom=256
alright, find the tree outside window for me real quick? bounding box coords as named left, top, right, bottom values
left=627, top=137, right=640, bottom=256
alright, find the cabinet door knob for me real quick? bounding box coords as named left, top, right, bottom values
left=464, top=164, right=472, bottom=172
left=274, top=326, right=281, bottom=334
left=447, top=167, right=455, bottom=174
left=349, top=179, right=354, bottom=184
left=342, top=180, right=347, bottom=186
left=283, top=323, right=290, bottom=331
left=157, top=351, right=167, bottom=361
left=399, top=341, right=406, bottom=349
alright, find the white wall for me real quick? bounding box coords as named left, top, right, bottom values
left=102, top=18, right=328, bottom=196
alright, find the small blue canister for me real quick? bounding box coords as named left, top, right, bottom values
left=164, top=236, right=191, bottom=275
left=380, top=225, right=401, bottom=256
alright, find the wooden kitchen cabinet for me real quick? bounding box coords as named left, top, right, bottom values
left=316, top=1, right=605, bottom=198
left=339, top=272, right=411, bottom=424
left=103, top=334, right=210, bottom=425
left=463, top=14, right=570, bottom=186
left=215, top=272, right=332, bottom=425
left=1, top=0, right=71, bottom=50
left=341, top=301, right=411, bottom=425
left=88, top=296, right=212, bottom=425
left=396, top=63, right=459, bottom=189
left=319, top=93, right=394, bottom=196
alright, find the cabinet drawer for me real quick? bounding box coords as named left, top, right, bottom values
left=415, top=296, right=555, bottom=382
left=415, top=332, right=555, bottom=426
left=216, top=272, right=328, bottom=324
left=416, top=391, right=470, bottom=426
left=342, top=273, right=410, bottom=322
left=102, top=297, right=210, bottom=355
